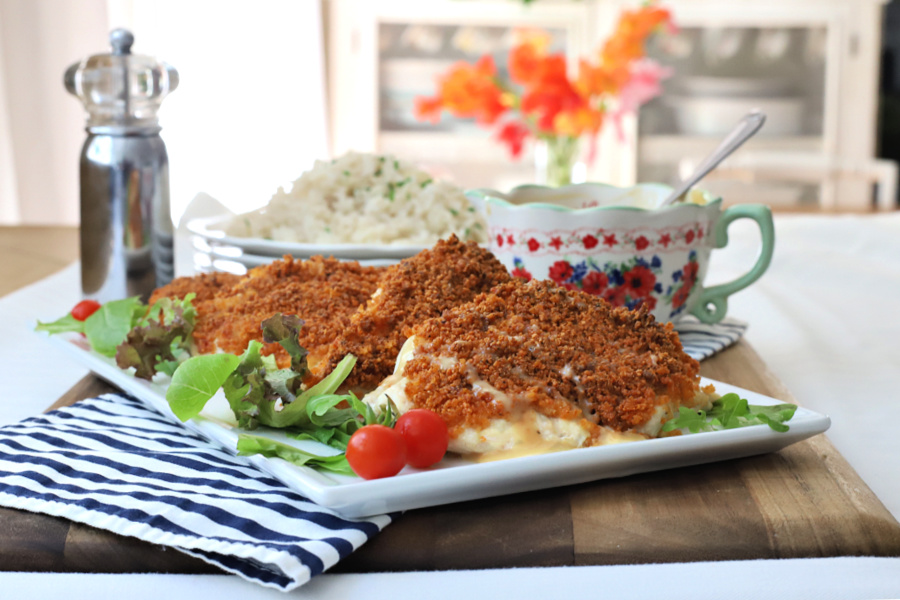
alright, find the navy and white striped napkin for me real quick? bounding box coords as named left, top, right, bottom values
left=0, top=393, right=392, bottom=591
left=674, top=316, right=747, bottom=362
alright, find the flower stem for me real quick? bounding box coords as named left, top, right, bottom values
left=537, top=136, right=580, bottom=187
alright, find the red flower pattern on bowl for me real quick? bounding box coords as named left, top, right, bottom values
left=467, top=183, right=775, bottom=324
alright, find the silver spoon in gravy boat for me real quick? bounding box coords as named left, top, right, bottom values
left=659, top=110, right=767, bottom=207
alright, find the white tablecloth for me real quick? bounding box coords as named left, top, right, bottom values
left=2, top=212, right=899, bottom=598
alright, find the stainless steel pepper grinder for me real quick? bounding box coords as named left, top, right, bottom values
left=64, top=29, right=178, bottom=302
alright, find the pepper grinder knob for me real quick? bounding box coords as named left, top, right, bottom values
left=109, top=28, right=134, bottom=56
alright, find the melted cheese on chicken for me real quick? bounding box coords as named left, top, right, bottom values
left=364, top=336, right=714, bottom=462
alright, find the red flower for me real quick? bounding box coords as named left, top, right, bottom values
left=658, top=233, right=671, bottom=247
left=672, top=283, right=691, bottom=309
left=685, top=230, right=695, bottom=244
left=603, top=233, right=618, bottom=247
left=550, top=236, right=563, bottom=250
left=495, top=121, right=531, bottom=158
left=697, top=227, right=704, bottom=240
left=634, top=235, right=650, bottom=251
left=528, top=238, right=541, bottom=252
left=603, top=285, right=627, bottom=307
left=507, top=234, right=515, bottom=245
left=496, top=234, right=504, bottom=247
left=583, top=234, right=599, bottom=249
left=683, top=260, right=699, bottom=284
left=623, top=265, right=656, bottom=297
left=548, top=260, right=574, bottom=283
left=519, top=56, right=583, bottom=134
left=511, top=266, right=533, bottom=281
left=582, top=271, right=609, bottom=295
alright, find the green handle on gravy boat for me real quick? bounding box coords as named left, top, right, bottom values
left=690, top=204, right=775, bottom=324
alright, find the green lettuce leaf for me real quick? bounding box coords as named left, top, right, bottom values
left=236, top=434, right=354, bottom=475
left=35, top=312, right=85, bottom=335
left=166, top=352, right=243, bottom=421
left=662, top=393, right=798, bottom=434
left=83, top=297, right=145, bottom=357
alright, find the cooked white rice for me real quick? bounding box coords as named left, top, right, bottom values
left=223, top=152, right=487, bottom=245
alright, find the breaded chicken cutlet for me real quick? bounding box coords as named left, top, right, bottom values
left=365, top=279, right=715, bottom=460
left=149, top=271, right=243, bottom=305
left=314, top=235, right=511, bottom=393
left=150, top=256, right=385, bottom=369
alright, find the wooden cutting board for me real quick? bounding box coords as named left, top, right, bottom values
left=2, top=341, right=899, bottom=574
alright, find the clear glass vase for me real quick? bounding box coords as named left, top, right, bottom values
left=534, top=135, right=582, bottom=187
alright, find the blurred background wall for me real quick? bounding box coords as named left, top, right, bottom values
left=0, top=0, right=896, bottom=227
left=0, top=0, right=329, bottom=226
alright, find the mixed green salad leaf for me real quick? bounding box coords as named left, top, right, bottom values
left=36, top=299, right=398, bottom=473
left=661, top=392, right=798, bottom=434
left=115, top=295, right=196, bottom=378
left=36, top=294, right=196, bottom=379
left=165, top=313, right=399, bottom=472
left=37, top=296, right=144, bottom=355
left=236, top=435, right=356, bottom=475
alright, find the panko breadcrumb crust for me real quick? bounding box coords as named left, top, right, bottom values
left=151, top=256, right=385, bottom=368
left=314, top=235, right=511, bottom=392
left=401, top=279, right=701, bottom=441
left=149, top=271, right=242, bottom=305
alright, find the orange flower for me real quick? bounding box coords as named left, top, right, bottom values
left=414, top=96, right=444, bottom=124
left=414, top=55, right=507, bottom=126
left=575, top=59, right=628, bottom=97
left=509, top=29, right=552, bottom=85
left=600, top=6, right=674, bottom=72
left=554, top=106, right=604, bottom=138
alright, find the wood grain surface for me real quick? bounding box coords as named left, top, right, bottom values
left=2, top=340, right=899, bottom=575
left=0, top=226, right=78, bottom=297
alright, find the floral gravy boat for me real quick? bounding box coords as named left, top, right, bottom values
left=466, top=183, right=774, bottom=324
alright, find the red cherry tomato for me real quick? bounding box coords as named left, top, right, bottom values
left=396, top=409, right=449, bottom=469
left=71, top=299, right=102, bottom=322
left=346, top=424, right=407, bottom=480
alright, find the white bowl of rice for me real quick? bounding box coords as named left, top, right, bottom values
left=218, top=152, right=487, bottom=248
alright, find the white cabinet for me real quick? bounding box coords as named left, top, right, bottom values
left=326, top=0, right=892, bottom=209
left=617, top=0, right=892, bottom=210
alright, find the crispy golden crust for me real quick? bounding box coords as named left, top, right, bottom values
left=316, top=235, right=511, bottom=392
left=148, top=271, right=243, bottom=357
left=401, top=279, right=701, bottom=440
left=150, top=256, right=385, bottom=369
left=199, top=256, right=385, bottom=367
left=149, top=272, right=242, bottom=305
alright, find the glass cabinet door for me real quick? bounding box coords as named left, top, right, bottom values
left=639, top=24, right=830, bottom=208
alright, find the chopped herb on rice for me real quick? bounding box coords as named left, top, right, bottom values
left=224, top=152, right=486, bottom=246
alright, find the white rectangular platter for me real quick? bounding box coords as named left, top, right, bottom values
left=47, top=334, right=830, bottom=519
